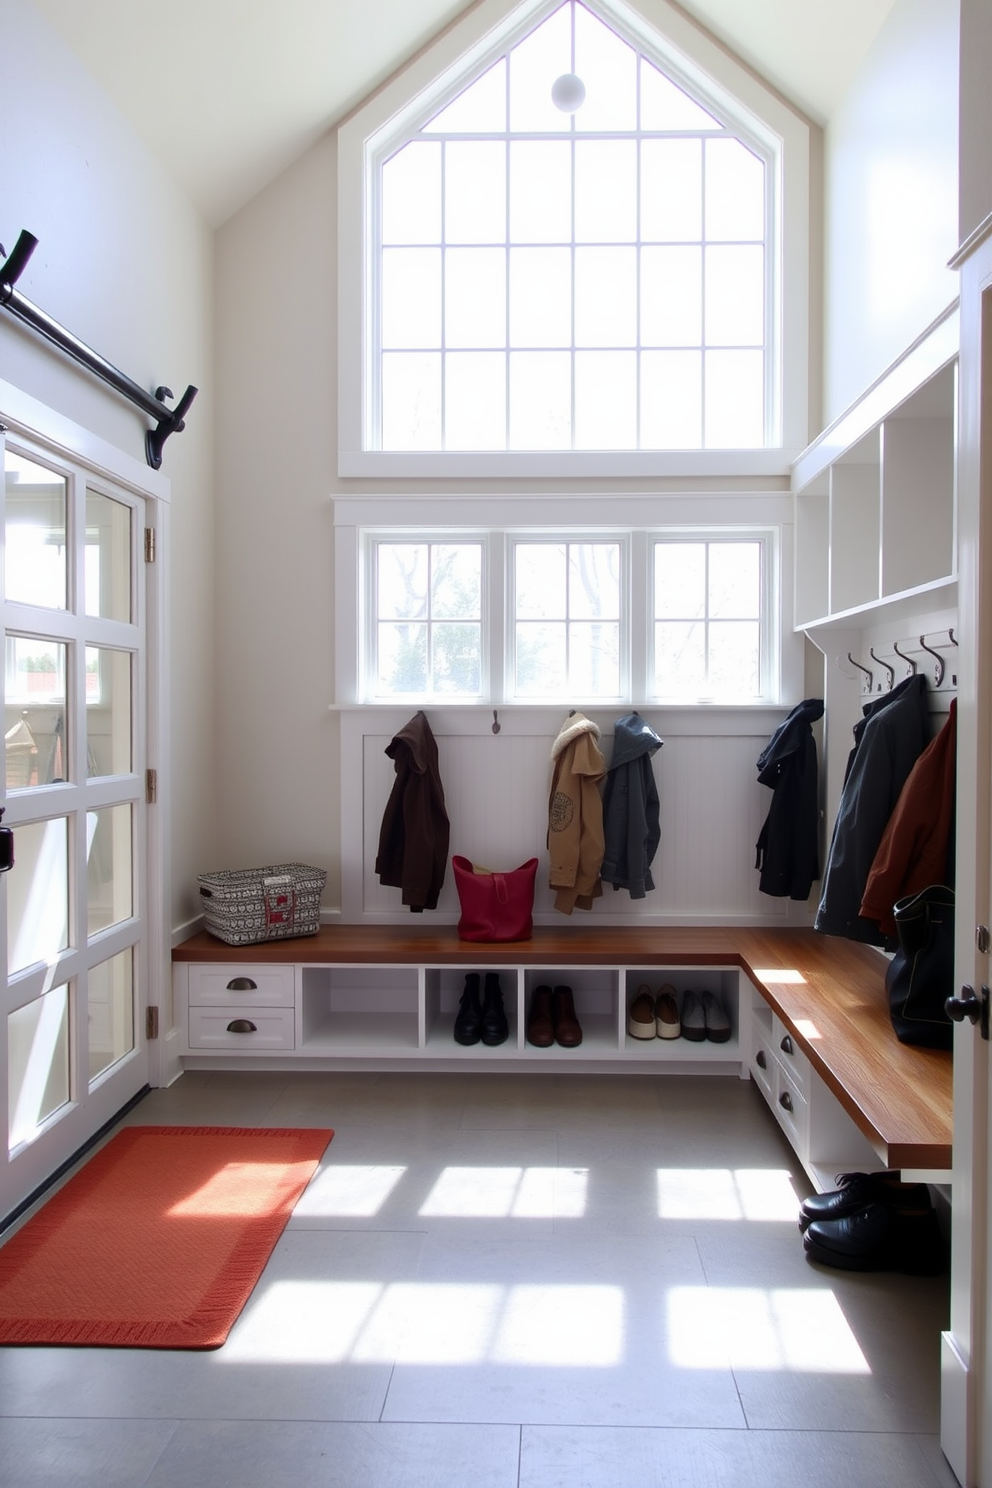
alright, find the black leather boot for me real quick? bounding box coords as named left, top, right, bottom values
left=453, top=973, right=482, bottom=1045
left=481, top=972, right=509, bottom=1046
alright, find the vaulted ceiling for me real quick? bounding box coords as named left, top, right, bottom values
left=35, top=0, right=896, bottom=226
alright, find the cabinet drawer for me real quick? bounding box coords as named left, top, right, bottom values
left=188, top=1006, right=296, bottom=1051
left=188, top=964, right=295, bottom=1007
left=750, top=1034, right=775, bottom=1103
left=771, top=1014, right=809, bottom=1098
left=772, top=1059, right=809, bottom=1156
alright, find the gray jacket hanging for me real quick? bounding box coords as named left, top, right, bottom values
left=601, top=712, right=663, bottom=900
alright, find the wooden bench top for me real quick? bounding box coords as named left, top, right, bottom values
left=173, top=923, right=953, bottom=1172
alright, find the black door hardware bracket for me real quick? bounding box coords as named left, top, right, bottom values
left=0, top=230, right=197, bottom=470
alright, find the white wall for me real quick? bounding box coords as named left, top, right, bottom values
left=214, top=115, right=805, bottom=921
left=959, top=0, right=992, bottom=245
left=1, top=0, right=216, bottom=939
left=213, top=136, right=341, bottom=898
left=822, top=0, right=959, bottom=426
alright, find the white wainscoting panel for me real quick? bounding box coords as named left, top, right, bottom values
left=342, top=707, right=815, bottom=926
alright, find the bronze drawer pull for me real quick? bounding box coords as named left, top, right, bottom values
left=780, top=1034, right=794, bottom=1055
left=779, top=1090, right=794, bottom=1113
left=755, top=1049, right=767, bottom=1069
left=227, top=977, right=258, bottom=991
left=226, top=1019, right=258, bottom=1033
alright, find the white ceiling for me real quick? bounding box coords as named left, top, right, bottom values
left=35, top=0, right=897, bottom=227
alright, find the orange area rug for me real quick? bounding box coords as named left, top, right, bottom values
left=0, top=1125, right=333, bottom=1349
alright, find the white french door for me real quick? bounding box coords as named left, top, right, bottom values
left=0, top=426, right=152, bottom=1222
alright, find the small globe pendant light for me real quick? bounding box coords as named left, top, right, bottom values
left=551, top=72, right=586, bottom=113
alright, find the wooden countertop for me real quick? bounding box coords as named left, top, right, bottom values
left=173, top=923, right=953, bottom=1171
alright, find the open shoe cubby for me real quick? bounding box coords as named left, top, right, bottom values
left=178, top=955, right=746, bottom=1072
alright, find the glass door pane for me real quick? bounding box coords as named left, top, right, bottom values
left=5, top=637, right=68, bottom=786
left=6, top=816, right=69, bottom=975
left=8, top=985, right=71, bottom=1150
left=2, top=432, right=149, bottom=1211
left=88, top=949, right=134, bottom=1083
left=4, top=453, right=67, bottom=610
left=85, top=490, right=132, bottom=622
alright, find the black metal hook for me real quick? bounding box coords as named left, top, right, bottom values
left=846, top=652, right=873, bottom=690
left=491, top=709, right=501, bottom=735
left=918, top=634, right=945, bottom=687
left=892, top=640, right=917, bottom=675
left=869, top=647, right=895, bottom=690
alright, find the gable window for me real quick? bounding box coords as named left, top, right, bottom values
left=340, top=0, right=809, bottom=476
left=376, top=1, right=769, bottom=455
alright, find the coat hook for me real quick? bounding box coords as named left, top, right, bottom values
left=948, top=628, right=958, bottom=646
left=918, top=634, right=945, bottom=687
left=491, top=709, right=501, bottom=734
left=846, top=652, right=874, bottom=690
left=892, top=640, right=917, bottom=675
left=868, top=647, right=895, bottom=691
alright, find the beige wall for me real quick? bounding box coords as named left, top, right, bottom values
left=822, top=0, right=959, bottom=426
left=1, top=0, right=216, bottom=937
left=213, top=138, right=341, bottom=899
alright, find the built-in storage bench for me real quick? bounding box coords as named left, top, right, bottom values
left=172, top=924, right=952, bottom=1192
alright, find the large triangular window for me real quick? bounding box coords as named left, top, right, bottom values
left=339, top=0, right=809, bottom=473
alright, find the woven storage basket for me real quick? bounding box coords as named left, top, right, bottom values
left=198, top=863, right=326, bottom=946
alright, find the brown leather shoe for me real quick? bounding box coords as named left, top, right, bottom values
left=553, top=984, right=583, bottom=1047
left=527, top=984, right=555, bottom=1047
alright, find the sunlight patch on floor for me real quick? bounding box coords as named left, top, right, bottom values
left=292, top=1164, right=408, bottom=1217
left=656, top=1168, right=800, bottom=1221
left=668, top=1286, right=872, bottom=1373
left=418, top=1166, right=588, bottom=1218
left=222, top=1279, right=622, bottom=1366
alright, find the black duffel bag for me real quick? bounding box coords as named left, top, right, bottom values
left=885, top=885, right=955, bottom=1049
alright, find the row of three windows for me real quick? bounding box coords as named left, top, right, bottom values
left=366, top=532, right=773, bottom=705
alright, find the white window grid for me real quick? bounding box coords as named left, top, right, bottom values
left=370, top=0, right=776, bottom=454
left=361, top=526, right=776, bottom=705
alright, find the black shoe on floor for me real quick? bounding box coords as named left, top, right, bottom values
left=803, top=1201, right=945, bottom=1274
left=481, top=972, right=509, bottom=1046
left=454, top=973, right=483, bottom=1045
left=798, top=1171, right=932, bottom=1232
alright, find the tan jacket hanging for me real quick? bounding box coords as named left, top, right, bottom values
left=548, top=712, right=607, bottom=915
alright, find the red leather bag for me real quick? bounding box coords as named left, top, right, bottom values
left=452, top=855, right=538, bottom=941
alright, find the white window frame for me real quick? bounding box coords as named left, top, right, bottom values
left=338, top=0, right=810, bottom=480
left=647, top=528, right=777, bottom=704
left=362, top=531, right=490, bottom=703
left=347, top=505, right=784, bottom=708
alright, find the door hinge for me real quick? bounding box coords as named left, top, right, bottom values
left=145, top=1005, right=159, bottom=1040
left=978, top=925, right=990, bottom=955
left=144, top=527, right=156, bottom=563
left=146, top=768, right=157, bottom=804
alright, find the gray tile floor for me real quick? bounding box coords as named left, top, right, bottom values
left=0, top=1070, right=959, bottom=1488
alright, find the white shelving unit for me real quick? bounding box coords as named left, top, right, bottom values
left=178, top=959, right=748, bottom=1073
left=794, top=360, right=957, bottom=632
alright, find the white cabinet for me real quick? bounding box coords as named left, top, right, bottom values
left=186, top=965, right=297, bottom=1052
left=175, top=956, right=747, bottom=1072
left=748, top=984, right=886, bottom=1191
